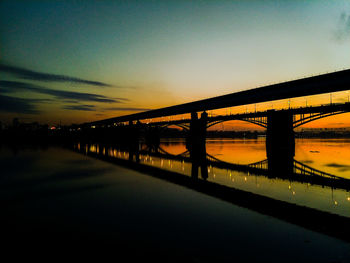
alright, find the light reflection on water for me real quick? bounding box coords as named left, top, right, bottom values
left=83, top=138, right=350, bottom=218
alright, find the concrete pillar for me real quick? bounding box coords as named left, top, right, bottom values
left=188, top=112, right=208, bottom=180
left=266, top=110, right=295, bottom=175
left=125, top=120, right=140, bottom=151
left=187, top=112, right=207, bottom=151
left=144, top=126, right=160, bottom=148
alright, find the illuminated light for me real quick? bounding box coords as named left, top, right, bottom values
left=232, top=178, right=234, bottom=182
left=347, top=197, right=350, bottom=201
left=288, top=185, right=291, bottom=190
left=91, top=125, right=96, bottom=129
left=244, top=177, right=247, bottom=181
left=50, top=126, right=56, bottom=130
left=229, top=172, right=232, bottom=177
left=292, top=191, right=296, bottom=195
left=334, top=201, right=338, bottom=205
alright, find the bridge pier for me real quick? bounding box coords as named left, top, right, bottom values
left=186, top=112, right=208, bottom=180
left=186, top=112, right=207, bottom=151
left=124, top=120, right=141, bottom=150
left=144, top=126, right=160, bottom=149
left=266, top=110, right=295, bottom=174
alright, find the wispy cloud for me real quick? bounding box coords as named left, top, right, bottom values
left=334, top=12, right=350, bottom=42
left=0, top=80, right=127, bottom=103
left=0, top=63, right=112, bottom=87
left=0, top=94, right=39, bottom=114
left=105, top=107, right=151, bottom=112
left=63, top=105, right=96, bottom=111
left=325, top=162, right=350, bottom=172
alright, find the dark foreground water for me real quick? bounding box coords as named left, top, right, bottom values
left=1, top=140, right=350, bottom=262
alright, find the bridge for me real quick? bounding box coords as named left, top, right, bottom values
left=77, top=142, right=350, bottom=192
left=81, top=69, right=350, bottom=162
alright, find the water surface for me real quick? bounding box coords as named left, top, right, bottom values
left=1, top=142, right=350, bottom=261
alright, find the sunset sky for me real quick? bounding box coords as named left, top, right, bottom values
left=1, top=0, right=350, bottom=128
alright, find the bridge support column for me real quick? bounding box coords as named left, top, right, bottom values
left=187, top=112, right=208, bottom=180
left=266, top=110, right=295, bottom=174
left=125, top=120, right=140, bottom=151
left=144, top=126, right=160, bottom=149
left=186, top=112, right=207, bottom=152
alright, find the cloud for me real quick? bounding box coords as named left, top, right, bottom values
left=0, top=94, right=39, bottom=114
left=63, top=105, right=96, bottom=111
left=334, top=12, right=350, bottom=41
left=299, top=160, right=313, bottom=164
left=0, top=80, right=127, bottom=103
left=325, top=162, right=350, bottom=171
left=0, top=63, right=112, bottom=87
left=105, top=107, right=151, bottom=112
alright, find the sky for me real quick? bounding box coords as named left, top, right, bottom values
left=0, top=0, right=350, bottom=127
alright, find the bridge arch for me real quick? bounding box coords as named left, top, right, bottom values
left=149, top=122, right=190, bottom=131
left=169, top=123, right=190, bottom=131
left=293, top=110, right=350, bottom=128
left=206, top=118, right=267, bottom=129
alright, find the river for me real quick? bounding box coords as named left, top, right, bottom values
left=1, top=138, right=350, bottom=261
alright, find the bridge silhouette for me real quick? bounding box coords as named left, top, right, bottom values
left=81, top=69, right=350, bottom=166
left=71, top=70, right=350, bottom=244
left=89, top=69, right=350, bottom=124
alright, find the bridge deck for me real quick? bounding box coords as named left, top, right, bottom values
left=88, top=69, right=350, bottom=125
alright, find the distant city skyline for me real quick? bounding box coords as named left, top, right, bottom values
left=1, top=0, right=350, bottom=128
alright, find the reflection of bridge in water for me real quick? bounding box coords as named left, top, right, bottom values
left=71, top=141, right=350, bottom=243
left=124, top=143, right=350, bottom=191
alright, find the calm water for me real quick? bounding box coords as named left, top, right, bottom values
left=1, top=139, right=350, bottom=261
left=84, top=138, right=350, bottom=218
